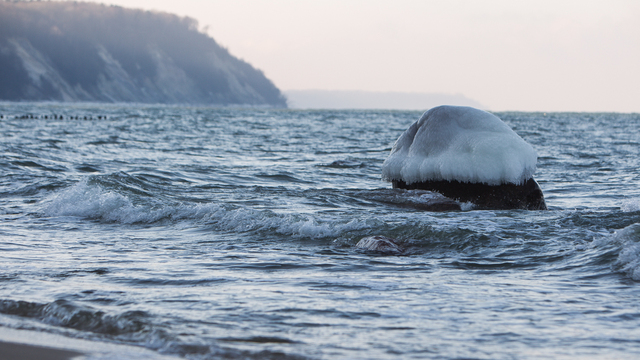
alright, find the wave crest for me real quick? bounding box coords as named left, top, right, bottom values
left=608, top=223, right=640, bottom=280
left=42, top=179, right=372, bottom=240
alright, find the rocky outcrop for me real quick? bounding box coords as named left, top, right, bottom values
left=382, top=106, right=547, bottom=210
left=392, top=178, right=547, bottom=210
left=0, top=2, right=286, bottom=107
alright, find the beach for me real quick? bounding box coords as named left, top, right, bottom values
left=0, top=341, right=83, bottom=360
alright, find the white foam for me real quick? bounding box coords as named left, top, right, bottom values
left=621, top=198, right=640, bottom=212
left=42, top=180, right=371, bottom=239
left=43, top=180, right=166, bottom=224
left=382, top=105, right=537, bottom=185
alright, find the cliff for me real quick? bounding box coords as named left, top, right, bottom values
left=0, top=1, right=287, bottom=107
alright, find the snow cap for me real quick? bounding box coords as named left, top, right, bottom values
left=382, top=105, right=537, bottom=186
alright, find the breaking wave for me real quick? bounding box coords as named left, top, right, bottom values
left=41, top=178, right=373, bottom=240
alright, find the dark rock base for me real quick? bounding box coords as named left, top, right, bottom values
left=392, top=178, right=547, bottom=210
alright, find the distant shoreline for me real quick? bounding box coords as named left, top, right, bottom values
left=0, top=1, right=286, bottom=107
left=283, top=89, right=485, bottom=110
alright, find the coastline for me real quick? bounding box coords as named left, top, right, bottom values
left=0, top=326, right=182, bottom=360
left=0, top=341, right=83, bottom=360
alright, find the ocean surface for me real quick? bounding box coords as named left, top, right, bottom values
left=1, top=102, right=640, bottom=360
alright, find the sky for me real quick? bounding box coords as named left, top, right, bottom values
left=78, top=0, right=640, bottom=112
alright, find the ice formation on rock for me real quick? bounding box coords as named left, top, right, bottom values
left=382, top=106, right=546, bottom=210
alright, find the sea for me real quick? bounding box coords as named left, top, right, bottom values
left=1, top=102, right=639, bottom=360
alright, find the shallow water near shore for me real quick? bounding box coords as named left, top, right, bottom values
left=1, top=102, right=640, bottom=359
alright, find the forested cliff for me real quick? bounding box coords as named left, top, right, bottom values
left=0, top=1, right=287, bottom=106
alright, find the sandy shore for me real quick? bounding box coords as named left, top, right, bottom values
left=0, top=326, right=184, bottom=359
left=0, top=340, right=84, bottom=360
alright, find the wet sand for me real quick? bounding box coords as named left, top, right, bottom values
left=0, top=326, right=184, bottom=360
left=0, top=341, right=83, bottom=360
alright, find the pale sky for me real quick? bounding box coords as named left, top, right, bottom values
left=79, top=0, right=640, bottom=112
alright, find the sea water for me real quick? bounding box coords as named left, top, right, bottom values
left=1, top=102, right=639, bottom=359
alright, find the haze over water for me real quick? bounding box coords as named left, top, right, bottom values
left=78, top=0, right=640, bottom=112
left=1, top=102, right=640, bottom=359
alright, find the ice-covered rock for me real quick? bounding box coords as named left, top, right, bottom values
left=382, top=106, right=546, bottom=210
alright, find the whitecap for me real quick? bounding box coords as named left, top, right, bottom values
left=621, top=198, right=640, bottom=212
left=41, top=179, right=375, bottom=240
